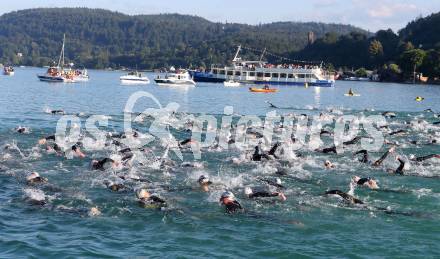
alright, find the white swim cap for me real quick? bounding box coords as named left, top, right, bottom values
left=244, top=187, right=253, bottom=196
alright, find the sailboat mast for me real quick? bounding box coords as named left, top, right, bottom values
left=57, top=34, right=65, bottom=69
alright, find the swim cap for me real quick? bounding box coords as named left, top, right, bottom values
left=276, top=178, right=282, bottom=185
left=244, top=187, right=253, bottom=196
left=136, top=188, right=150, bottom=199
left=198, top=175, right=209, bottom=184
left=26, top=172, right=40, bottom=181
left=221, top=191, right=235, bottom=200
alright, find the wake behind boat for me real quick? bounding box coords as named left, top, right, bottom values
left=224, top=79, right=240, bottom=87
left=120, top=71, right=150, bottom=84
left=154, top=69, right=196, bottom=86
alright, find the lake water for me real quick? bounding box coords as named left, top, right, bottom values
left=1, top=67, right=439, bottom=258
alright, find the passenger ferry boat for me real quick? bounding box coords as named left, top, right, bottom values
left=154, top=69, right=196, bottom=86
left=189, top=46, right=335, bottom=87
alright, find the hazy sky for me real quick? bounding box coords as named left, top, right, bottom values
left=1, top=0, right=439, bottom=32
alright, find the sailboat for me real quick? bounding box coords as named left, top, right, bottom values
left=37, top=34, right=75, bottom=83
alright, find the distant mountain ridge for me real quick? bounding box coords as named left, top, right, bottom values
left=0, top=8, right=369, bottom=68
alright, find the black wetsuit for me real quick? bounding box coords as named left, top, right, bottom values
left=394, top=158, right=405, bottom=175
left=355, top=150, right=369, bottom=163
left=44, top=135, right=56, bottom=141
left=411, top=154, right=440, bottom=162
left=258, top=178, right=285, bottom=188
left=51, top=110, right=64, bottom=115
left=17, top=127, right=26, bottom=133
left=138, top=196, right=167, bottom=208
left=27, top=176, right=48, bottom=185
left=356, top=178, right=370, bottom=185
left=319, top=146, right=337, bottom=154
left=248, top=191, right=279, bottom=199
left=252, top=146, right=270, bottom=161
left=343, top=136, right=362, bottom=146
left=372, top=149, right=392, bottom=166
left=92, top=158, right=115, bottom=170
left=325, top=190, right=364, bottom=204
left=389, top=129, right=407, bottom=136
left=224, top=200, right=243, bottom=213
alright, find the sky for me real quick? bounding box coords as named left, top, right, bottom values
left=1, top=0, right=439, bottom=32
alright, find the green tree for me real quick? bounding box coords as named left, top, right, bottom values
left=400, top=48, right=426, bottom=82
left=369, top=40, right=384, bottom=68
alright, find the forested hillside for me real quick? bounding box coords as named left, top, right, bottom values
left=0, top=8, right=368, bottom=69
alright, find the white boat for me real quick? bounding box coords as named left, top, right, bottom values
left=190, top=45, right=335, bottom=87
left=3, top=66, right=14, bottom=76
left=120, top=71, right=150, bottom=84
left=38, top=67, right=75, bottom=82
left=73, top=68, right=89, bottom=82
left=154, top=70, right=196, bottom=86
left=37, top=34, right=75, bottom=83
left=223, top=79, right=240, bottom=87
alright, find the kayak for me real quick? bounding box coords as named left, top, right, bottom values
left=249, top=87, right=278, bottom=93
left=344, top=93, right=361, bottom=97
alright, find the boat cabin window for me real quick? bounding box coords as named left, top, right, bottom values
left=257, top=72, right=264, bottom=77
left=219, top=70, right=225, bottom=75
left=280, top=73, right=287, bottom=78
left=213, top=69, right=218, bottom=74
left=249, top=72, right=255, bottom=77
left=298, top=74, right=305, bottom=78
left=288, top=74, right=294, bottom=78
left=264, top=73, right=271, bottom=77
left=227, top=71, right=233, bottom=76
left=235, top=71, right=241, bottom=76
left=272, top=73, right=279, bottom=78
left=242, top=72, right=247, bottom=77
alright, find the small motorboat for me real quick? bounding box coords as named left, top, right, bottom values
left=249, top=87, right=278, bottom=93
left=3, top=66, right=14, bottom=76
left=224, top=80, right=240, bottom=87
left=154, top=70, right=195, bottom=86
left=73, top=68, right=89, bottom=82
left=120, top=71, right=150, bottom=84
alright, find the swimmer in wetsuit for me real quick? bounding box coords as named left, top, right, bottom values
left=244, top=187, right=287, bottom=201
left=409, top=154, right=440, bottom=162
left=26, top=172, right=48, bottom=185
left=372, top=147, right=396, bottom=166
left=71, top=144, right=86, bottom=158
left=91, top=158, right=119, bottom=170
left=136, top=189, right=167, bottom=209
left=251, top=142, right=281, bottom=161
left=16, top=126, right=30, bottom=134
left=198, top=175, right=213, bottom=192
left=38, top=135, right=56, bottom=145
left=324, top=190, right=364, bottom=204
left=393, top=157, right=405, bottom=175
left=324, top=160, right=335, bottom=169
left=219, top=191, right=243, bottom=214
left=352, top=176, right=379, bottom=189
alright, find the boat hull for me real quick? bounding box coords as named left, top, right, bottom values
left=249, top=87, right=278, bottom=93
left=190, top=71, right=334, bottom=87
left=37, top=75, right=74, bottom=83
left=154, top=79, right=196, bottom=86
